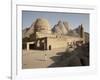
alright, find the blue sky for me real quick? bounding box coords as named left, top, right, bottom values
left=22, top=11, right=89, bottom=32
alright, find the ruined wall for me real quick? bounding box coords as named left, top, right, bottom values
left=47, top=37, right=68, bottom=49
left=47, top=36, right=84, bottom=50
left=36, top=32, right=56, bottom=38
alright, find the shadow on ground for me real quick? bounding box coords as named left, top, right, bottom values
left=48, top=43, right=89, bottom=67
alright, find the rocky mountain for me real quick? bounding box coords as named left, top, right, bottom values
left=72, top=26, right=89, bottom=42
left=22, top=18, right=89, bottom=43
left=67, top=29, right=80, bottom=37
left=22, top=22, right=35, bottom=38
left=67, top=27, right=89, bottom=42
left=52, top=20, right=87, bottom=38
left=52, top=20, right=71, bottom=35
left=84, top=32, right=89, bottom=43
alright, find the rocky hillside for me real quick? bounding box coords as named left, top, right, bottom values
left=22, top=18, right=89, bottom=42
left=52, top=20, right=71, bottom=35
left=22, top=22, right=35, bottom=38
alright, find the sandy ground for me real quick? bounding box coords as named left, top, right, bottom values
left=22, top=48, right=66, bottom=69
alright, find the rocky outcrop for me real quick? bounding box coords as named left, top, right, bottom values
left=22, top=22, right=34, bottom=38
left=52, top=20, right=71, bottom=35
left=22, top=18, right=89, bottom=43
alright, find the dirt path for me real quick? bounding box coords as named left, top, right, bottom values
left=22, top=48, right=66, bottom=69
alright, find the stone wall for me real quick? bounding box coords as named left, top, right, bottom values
left=47, top=36, right=84, bottom=50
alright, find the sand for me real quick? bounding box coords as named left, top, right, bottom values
left=22, top=48, right=66, bottom=69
